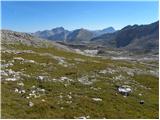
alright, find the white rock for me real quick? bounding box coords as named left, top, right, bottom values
left=118, top=87, right=131, bottom=93
left=17, top=82, right=24, bottom=86
left=6, top=78, right=17, bottom=81
left=86, top=116, right=90, bottom=119
left=14, top=57, right=24, bottom=61
left=99, top=70, right=107, bottom=74
left=25, top=60, right=35, bottom=63
left=15, top=88, right=19, bottom=93
left=67, top=95, right=72, bottom=99
left=7, top=69, right=15, bottom=75
left=29, top=93, right=35, bottom=96
left=38, top=88, right=45, bottom=93
left=31, top=90, right=36, bottom=94
left=52, top=78, right=57, bottom=81
left=29, top=101, right=34, bottom=107
left=92, top=98, right=102, bottom=101
left=59, top=95, right=63, bottom=99
left=66, top=101, right=72, bottom=104
left=78, top=76, right=92, bottom=85
left=75, top=116, right=87, bottom=119
left=26, top=96, right=30, bottom=99
left=21, top=90, right=26, bottom=93
left=38, top=76, right=44, bottom=81
left=31, top=85, right=36, bottom=89
left=1, top=71, right=8, bottom=76
left=127, top=71, right=134, bottom=76
left=84, top=49, right=98, bottom=55
left=41, top=89, right=45, bottom=92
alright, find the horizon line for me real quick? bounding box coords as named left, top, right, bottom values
left=1, top=20, right=158, bottom=33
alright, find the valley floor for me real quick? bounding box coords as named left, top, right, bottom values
left=1, top=43, right=159, bottom=119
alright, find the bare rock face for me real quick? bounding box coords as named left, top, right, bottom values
left=33, top=27, right=70, bottom=41
left=1, top=30, right=35, bottom=44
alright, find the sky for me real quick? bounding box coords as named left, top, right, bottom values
left=1, top=1, right=159, bottom=32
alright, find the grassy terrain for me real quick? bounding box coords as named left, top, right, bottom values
left=1, top=43, right=159, bottom=119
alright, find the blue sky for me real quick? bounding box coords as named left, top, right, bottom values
left=1, top=1, right=159, bottom=32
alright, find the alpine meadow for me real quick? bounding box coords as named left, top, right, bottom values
left=1, top=1, right=159, bottom=119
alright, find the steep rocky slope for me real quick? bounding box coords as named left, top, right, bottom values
left=91, top=21, right=159, bottom=52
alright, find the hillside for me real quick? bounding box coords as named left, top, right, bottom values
left=2, top=30, right=72, bottom=51
left=1, top=30, right=159, bottom=119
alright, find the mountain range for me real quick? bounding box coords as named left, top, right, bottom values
left=33, top=21, right=159, bottom=53
left=32, top=27, right=116, bottom=43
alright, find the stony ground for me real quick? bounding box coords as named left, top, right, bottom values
left=1, top=42, right=159, bottom=119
